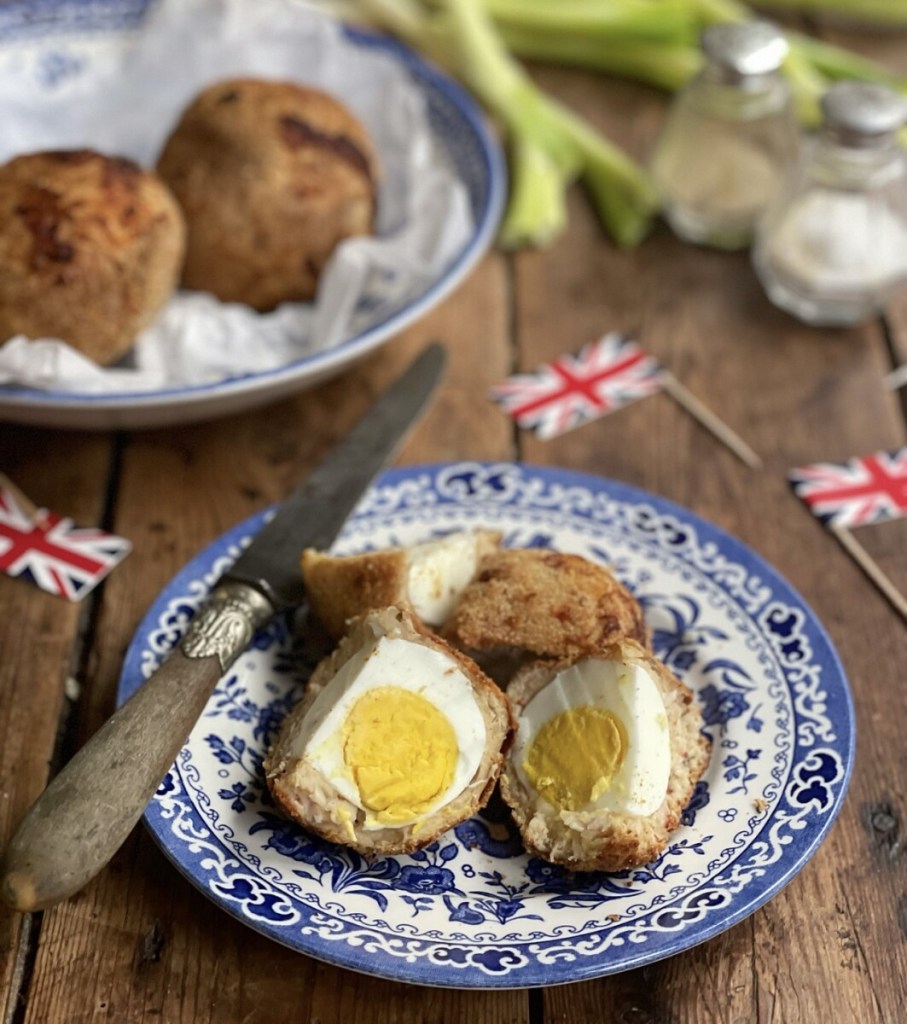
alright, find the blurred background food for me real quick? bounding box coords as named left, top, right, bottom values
left=318, top=0, right=907, bottom=253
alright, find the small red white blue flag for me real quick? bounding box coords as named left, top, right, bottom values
left=0, top=481, right=131, bottom=601
left=789, top=448, right=907, bottom=528
left=489, top=333, right=663, bottom=440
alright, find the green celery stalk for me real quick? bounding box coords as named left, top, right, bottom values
left=788, top=31, right=907, bottom=89
left=481, top=0, right=699, bottom=43
left=347, top=0, right=581, bottom=246
left=499, top=137, right=570, bottom=248
left=783, top=43, right=829, bottom=126
left=753, top=0, right=907, bottom=26
left=689, top=0, right=751, bottom=23
left=440, top=0, right=659, bottom=247
left=496, top=23, right=701, bottom=92
left=547, top=89, right=661, bottom=246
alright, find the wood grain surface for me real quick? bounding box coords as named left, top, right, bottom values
left=1, top=12, right=906, bottom=1024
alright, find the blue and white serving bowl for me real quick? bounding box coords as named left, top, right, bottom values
left=0, top=0, right=506, bottom=429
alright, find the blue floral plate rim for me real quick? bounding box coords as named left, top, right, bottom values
left=117, top=462, right=855, bottom=987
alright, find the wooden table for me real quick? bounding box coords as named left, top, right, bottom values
left=2, top=15, right=906, bottom=1024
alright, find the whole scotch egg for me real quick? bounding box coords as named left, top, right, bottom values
left=156, top=77, right=377, bottom=310
left=500, top=638, right=710, bottom=872
left=0, top=149, right=185, bottom=364
left=265, top=606, right=514, bottom=855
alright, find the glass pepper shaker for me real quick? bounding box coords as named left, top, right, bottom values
left=650, top=20, right=799, bottom=250
left=752, top=81, right=907, bottom=326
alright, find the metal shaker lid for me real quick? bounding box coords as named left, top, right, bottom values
left=821, top=81, right=907, bottom=146
left=701, top=20, right=789, bottom=81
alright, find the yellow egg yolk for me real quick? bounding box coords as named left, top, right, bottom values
left=523, top=706, right=628, bottom=812
left=342, top=686, right=457, bottom=825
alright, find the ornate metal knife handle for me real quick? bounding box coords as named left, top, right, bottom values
left=181, top=582, right=275, bottom=673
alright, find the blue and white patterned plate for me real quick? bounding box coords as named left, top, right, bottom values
left=117, top=463, right=854, bottom=988
left=0, top=1, right=504, bottom=429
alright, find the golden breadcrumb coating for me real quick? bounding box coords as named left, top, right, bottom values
left=442, top=547, right=649, bottom=659
left=0, top=149, right=185, bottom=364
left=157, top=77, right=377, bottom=310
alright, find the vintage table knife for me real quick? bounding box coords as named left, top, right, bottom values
left=0, top=343, right=446, bottom=913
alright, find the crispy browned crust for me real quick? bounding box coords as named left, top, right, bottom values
left=157, top=77, right=377, bottom=310
left=499, top=638, right=711, bottom=873
left=301, top=547, right=409, bottom=640
left=442, top=548, right=649, bottom=660
left=0, top=149, right=185, bottom=363
left=301, top=530, right=502, bottom=640
left=265, top=606, right=515, bottom=856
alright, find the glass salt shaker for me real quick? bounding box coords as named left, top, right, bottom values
left=752, top=81, right=907, bottom=326
left=650, top=20, right=799, bottom=250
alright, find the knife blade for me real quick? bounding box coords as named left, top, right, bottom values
left=0, top=343, right=446, bottom=913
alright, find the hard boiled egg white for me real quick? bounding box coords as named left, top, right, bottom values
left=512, top=657, right=671, bottom=818
left=404, top=532, right=484, bottom=626
left=289, top=634, right=487, bottom=829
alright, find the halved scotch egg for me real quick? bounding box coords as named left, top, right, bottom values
left=265, top=606, right=514, bottom=855
left=301, top=529, right=502, bottom=639
left=442, top=547, right=649, bottom=659
left=500, top=638, right=710, bottom=872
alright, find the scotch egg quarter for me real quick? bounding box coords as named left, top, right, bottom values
left=301, top=529, right=502, bottom=639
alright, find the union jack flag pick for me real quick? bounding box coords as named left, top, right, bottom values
left=0, top=477, right=131, bottom=601
left=789, top=448, right=907, bottom=622
left=789, top=448, right=907, bottom=528
left=489, top=333, right=662, bottom=440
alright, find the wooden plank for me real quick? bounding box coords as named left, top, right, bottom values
left=546, top=921, right=758, bottom=1023
left=0, top=429, right=115, bottom=1023
left=18, top=254, right=526, bottom=1022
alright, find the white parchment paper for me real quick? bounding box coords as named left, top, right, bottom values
left=0, top=0, right=475, bottom=393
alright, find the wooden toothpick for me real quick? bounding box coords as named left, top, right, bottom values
left=884, top=365, right=907, bottom=390
left=658, top=371, right=763, bottom=470
left=829, top=521, right=907, bottom=623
